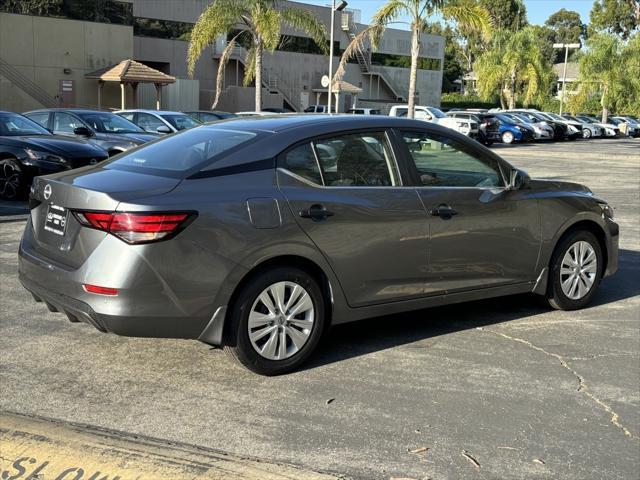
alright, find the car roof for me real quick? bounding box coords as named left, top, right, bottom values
left=24, top=108, right=119, bottom=114
left=116, top=109, right=189, bottom=115
left=193, top=114, right=505, bottom=172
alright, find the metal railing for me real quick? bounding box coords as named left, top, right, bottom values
left=0, top=57, right=57, bottom=108
left=340, top=18, right=406, bottom=101
left=212, top=43, right=299, bottom=111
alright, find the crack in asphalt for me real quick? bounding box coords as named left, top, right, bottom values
left=477, top=327, right=638, bottom=441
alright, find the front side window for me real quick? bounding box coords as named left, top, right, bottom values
left=414, top=110, right=432, bottom=121
left=77, top=113, right=143, bottom=133
left=53, top=112, right=84, bottom=134
left=401, top=131, right=504, bottom=188
left=136, top=113, right=165, bottom=132
left=161, top=114, right=200, bottom=131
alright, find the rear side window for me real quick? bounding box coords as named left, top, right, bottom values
left=282, top=132, right=398, bottom=187
left=106, top=127, right=257, bottom=176
left=283, top=143, right=322, bottom=184
left=54, top=112, right=84, bottom=133
left=26, top=112, right=50, bottom=128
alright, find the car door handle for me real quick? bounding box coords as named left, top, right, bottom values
left=299, top=204, right=334, bottom=221
left=430, top=204, right=458, bottom=219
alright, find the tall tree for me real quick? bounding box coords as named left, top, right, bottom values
left=589, top=0, right=639, bottom=40
left=474, top=27, right=551, bottom=109
left=427, top=23, right=465, bottom=92
left=480, top=0, right=526, bottom=31
left=572, top=33, right=633, bottom=122
left=545, top=8, right=585, bottom=45
left=187, top=0, right=327, bottom=111
left=335, top=0, right=492, bottom=118
left=455, top=0, right=525, bottom=75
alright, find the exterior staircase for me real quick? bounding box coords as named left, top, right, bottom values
left=212, top=44, right=299, bottom=111
left=0, top=57, right=57, bottom=108
left=341, top=13, right=406, bottom=102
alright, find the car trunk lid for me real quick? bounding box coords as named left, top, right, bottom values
left=28, top=166, right=181, bottom=268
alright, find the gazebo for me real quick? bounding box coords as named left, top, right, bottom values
left=313, top=80, right=363, bottom=112
left=85, top=59, right=175, bottom=110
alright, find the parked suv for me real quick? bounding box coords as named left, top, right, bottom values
left=390, top=105, right=479, bottom=138
left=24, top=109, right=158, bottom=156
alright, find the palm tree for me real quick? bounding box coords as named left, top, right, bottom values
left=187, top=0, right=327, bottom=111
left=572, top=33, right=627, bottom=123
left=335, top=0, right=492, bottom=118
left=474, top=27, right=550, bottom=109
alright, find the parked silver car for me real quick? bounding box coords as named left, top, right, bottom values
left=116, top=109, right=201, bottom=134
left=19, top=115, right=619, bottom=375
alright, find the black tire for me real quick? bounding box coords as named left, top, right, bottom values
left=0, top=158, right=26, bottom=200
left=501, top=131, right=514, bottom=144
left=225, top=267, right=326, bottom=375
left=547, top=230, right=603, bottom=311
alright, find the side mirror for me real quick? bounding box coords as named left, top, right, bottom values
left=156, top=125, right=172, bottom=134
left=73, top=126, right=92, bottom=137
left=508, top=168, right=530, bottom=191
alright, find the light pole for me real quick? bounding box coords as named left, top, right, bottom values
left=553, top=42, right=580, bottom=115
left=328, top=0, right=348, bottom=113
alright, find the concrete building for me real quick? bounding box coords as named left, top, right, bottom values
left=0, top=0, right=445, bottom=113
left=553, top=62, right=579, bottom=100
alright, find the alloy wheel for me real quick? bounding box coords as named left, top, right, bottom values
left=583, top=129, right=591, bottom=139
left=560, top=241, right=598, bottom=300
left=247, top=281, right=315, bottom=360
left=0, top=162, right=22, bottom=199
left=502, top=131, right=514, bottom=144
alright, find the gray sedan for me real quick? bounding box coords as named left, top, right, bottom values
left=19, top=115, right=619, bottom=375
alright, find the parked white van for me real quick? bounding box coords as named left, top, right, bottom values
left=389, top=105, right=478, bottom=138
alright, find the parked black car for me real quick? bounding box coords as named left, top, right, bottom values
left=23, top=109, right=158, bottom=157
left=0, top=111, right=108, bottom=200
left=185, top=111, right=238, bottom=123
left=507, top=110, right=569, bottom=141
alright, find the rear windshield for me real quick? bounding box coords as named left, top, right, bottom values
left=106, top=127, right=257, bottom=177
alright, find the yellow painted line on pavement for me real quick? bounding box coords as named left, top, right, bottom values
left=0, top=412, right=342, bottom=480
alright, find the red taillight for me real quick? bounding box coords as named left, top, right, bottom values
left=74, top=211, right=195, bottom=244
left=83, top=284, right=118, bottom=296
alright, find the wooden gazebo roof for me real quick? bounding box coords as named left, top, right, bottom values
left=85, top=59, right=175, bottom=84
left=313, top=79, right=363, bottom=94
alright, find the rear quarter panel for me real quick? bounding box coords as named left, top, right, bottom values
left=115, top=169, right=348, bottom=325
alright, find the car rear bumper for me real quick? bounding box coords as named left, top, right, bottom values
left=18, top=223, right=212, bottom=339
left=19, top=271, right=209, bottom=339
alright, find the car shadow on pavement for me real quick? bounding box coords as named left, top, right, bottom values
left=304, top=248, right=640, bottom=371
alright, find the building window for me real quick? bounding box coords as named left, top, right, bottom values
left=1, top=0, right=133, bottom=25
left=134, top=17, right=193, bottom=41
left=227, top=30, right=338, bottom=56
left=371, top=53, right=441, bottom=71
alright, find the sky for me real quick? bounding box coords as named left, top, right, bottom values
left=301, top=0, right=595, bottom=28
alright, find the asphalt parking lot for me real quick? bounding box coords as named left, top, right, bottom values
left=1, top=138, right=639, bottom=480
